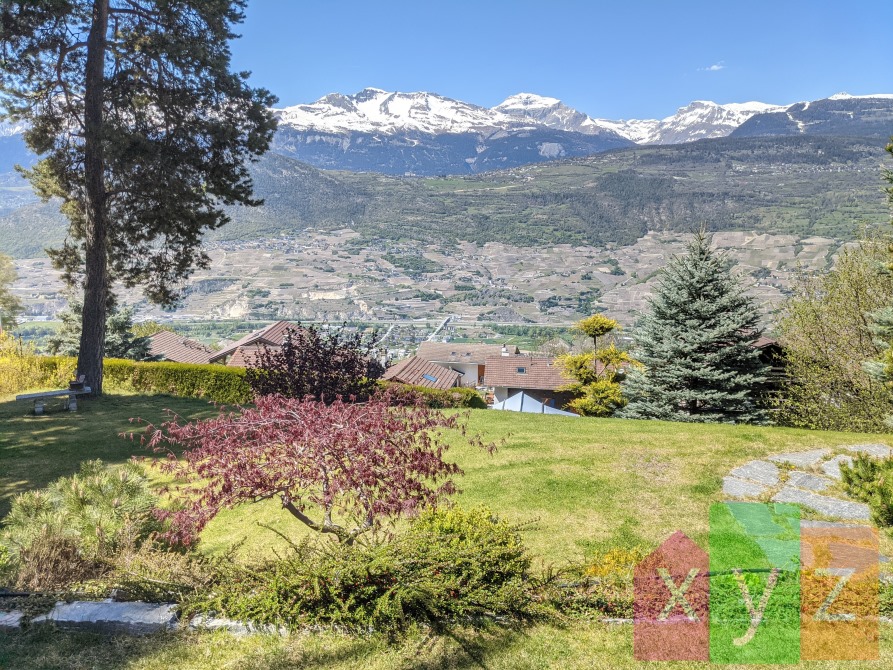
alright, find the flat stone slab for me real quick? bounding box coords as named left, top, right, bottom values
left=188, top=614, right=286, bottom=636
left=0, top=610, right=23, bottom=631
left=787, top=471, right=833, bottom=492
left=801, top=520, right=868, bottom=529
left=768, top=449, right=830, bottom=468
left=821, top=455, right=854, bottom=480
left=771, top=487, right=871, bottom=521
left=845, top=444, right=893, bottom=458
left=31, top=601, right=177, bottom=636
left=722, top=476, right=769, bottom=498
left=729, top=460, right=780, bottom=486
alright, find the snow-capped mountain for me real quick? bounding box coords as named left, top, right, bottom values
left=493, top=93, right=622, bottom=137
left=274, top=89, right=791, bottom=147
left=273, top=87, right=517, bottom=135
left=270, top=88, right=634, bottom=175
left=2, top=90, right=891, bottom=177
left=632, top=100, right=787, bottom=144
left=491, top=94, right=784, bottom=145
left=0, top=119, right=27, bottom=138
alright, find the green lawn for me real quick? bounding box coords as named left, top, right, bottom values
left=2, top=393, right=892, bottom=668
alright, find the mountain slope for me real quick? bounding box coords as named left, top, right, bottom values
left=2, top=134, right=887, bottom=258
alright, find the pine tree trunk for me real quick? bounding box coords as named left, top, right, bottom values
left=76, top=0, right=109, bottom=396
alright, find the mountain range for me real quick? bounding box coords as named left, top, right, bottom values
left=2, top=90, right=892, bottom=178
left=267, top=89, right=893, bottom=174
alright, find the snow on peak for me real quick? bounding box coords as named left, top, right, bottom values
left=495, top=93, right=563, bottom=110
left=274, top=88, right=510, bottom=135
left=0, top=119, right=27, bottom=137
left=272, top=88, right=891, bottom=145
left=828, top=92, right=893, bottom=100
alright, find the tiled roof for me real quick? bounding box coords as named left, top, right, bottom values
left=483, top=355, right=573, bottom=391
left=416, top=342, right=519, bottom=364
left=147, top=330, right=215, bottom=365
left=226, top=345, right=268, bottom=368
left=210, top=321, right=302, bottom=362
left=382, top=356, right=462, bottom=390
left=752, top=336, right=780, bottom=349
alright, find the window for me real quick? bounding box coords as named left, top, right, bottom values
left=422, top=373, right=438, bottom=383
left=517, top=367, right=527, bottom=374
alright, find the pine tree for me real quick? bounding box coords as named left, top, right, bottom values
left=48, top=299, right=150, bottom=361
left=619, top=229, right=769, bottom=423
left=0, top=1, right=276, bottom=393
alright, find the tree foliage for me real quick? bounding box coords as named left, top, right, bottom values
left=776, top=234, right=893, bottom=432
left=0, top=252, right=21, bottom=329
left=575, top=314, right=619, bottom=349
left=619, top=229, right=769, bottom=423
left=0, top=0, right=276, bottom=393
left=557, top=316, right=636, bottom=417
left=140, top=392, right=491, bottom=546
left=245, top=324, right=385, bottom=402
left=863, top=139, right=893, bottom=426
left=49, top=298, right=151, bottom=360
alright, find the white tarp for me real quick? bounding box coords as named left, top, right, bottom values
left=491, top=391, right=578, bottom=416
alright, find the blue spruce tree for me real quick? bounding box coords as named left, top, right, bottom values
left=619, top=229, right=769, bottom=423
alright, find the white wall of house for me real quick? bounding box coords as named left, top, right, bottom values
left=432, top=361, right=480, bottom=387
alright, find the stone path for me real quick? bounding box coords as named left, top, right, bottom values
left=721, top=443, right=893, bottom=522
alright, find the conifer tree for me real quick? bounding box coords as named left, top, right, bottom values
left=0, top=1, right=276, bottom=393
left=619, top=229, right=769, bottom=423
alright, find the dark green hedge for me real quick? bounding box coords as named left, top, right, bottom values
left=380, top=381, right=486, bottom=409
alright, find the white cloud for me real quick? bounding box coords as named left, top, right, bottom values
left=699, top=61, right=726, bottom=72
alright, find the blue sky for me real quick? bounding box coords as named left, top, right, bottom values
left=230, top=0, right=893, bottom=120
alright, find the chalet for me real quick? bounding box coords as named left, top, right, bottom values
left=147, top=330, right=215, bottom=365
left=382, top=356, right=463, bottom=390
left=416, top=342, right=520, bottom=387
left=209, top=320, right=301, bottom=367
left=483, top=354, right=576, bottom=406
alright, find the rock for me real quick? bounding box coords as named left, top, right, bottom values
left=845, top=444, right=893, bottom=458
left=771, top=487, right=871, bottom=521
left=768, top=449, right=830, bottom=468
left=786, top=471, right=833, bottom=492
left=0, top=610, right=23, bottom=631
left=722, top=476, right=769, bottom=499
left=729, top=460, right=780, bottom=486
left=31, top=601, right=177, bottom=636
left=188, top=614, right=286, bottom=636
left=821, top=455, right=854, bottom=480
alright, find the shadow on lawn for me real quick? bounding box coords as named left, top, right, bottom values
left=0, top=393, right=214, bottom=518
left=0, top=625, right=531, bottom=670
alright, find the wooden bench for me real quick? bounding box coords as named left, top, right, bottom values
left=16, top=387, right=92, bottom=414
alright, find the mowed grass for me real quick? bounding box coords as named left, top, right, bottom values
left=3, top=393, right=893, bottom=668
left=2, top=393, right=891, bottom=561
left=4, top=622, right=893, bottom=670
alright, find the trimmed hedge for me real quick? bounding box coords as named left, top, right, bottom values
left=104, top=359, right=252, bottom=404
left=380, top=381, right=487, bottom=409
left=28, top=359, right=486, bottom=409
left=33, top=356, right=252, bottom=405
